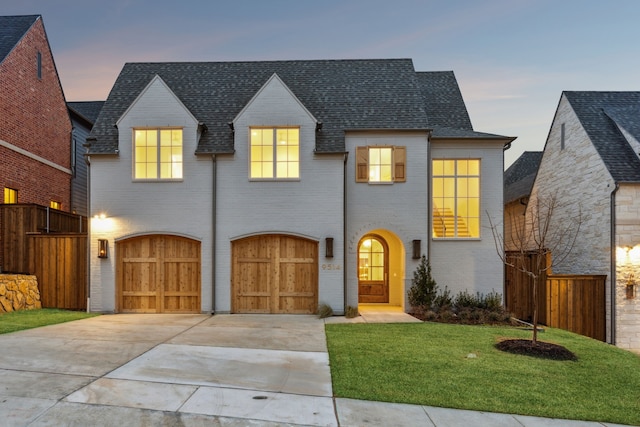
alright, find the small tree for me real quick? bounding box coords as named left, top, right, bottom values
left=408, top=255, right=439, bottom=310
left=488, top=193, right=581, bottom=344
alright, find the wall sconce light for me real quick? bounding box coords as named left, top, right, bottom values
left=412, top=240, right=421, bottom=259
left=626, top=274, right=636, bottom=300
left=98, top=239, right=108, bottom=259
left=325, top=237, right=334, bottom=258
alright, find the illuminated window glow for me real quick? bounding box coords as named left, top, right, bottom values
left=3, top=187, right=18, bottom=204
left=432, top=159, right=480, bottom=238
left=134, top=129, right=183, bottom=180
left=50, top=200, right=61, bottom=210
left=358, top=237, right=385, bottom=281
left=369, top=147, right=393, bottom=182
left=250, top=127, right=299, bottom=179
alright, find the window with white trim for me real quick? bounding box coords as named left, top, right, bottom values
left=355, top=146, right=406, bottom=183
left=133, top=129, right=183, bottom=180
left=432, top=159, right=480, bottom=238
left=250, top=127, right=299, bottom=179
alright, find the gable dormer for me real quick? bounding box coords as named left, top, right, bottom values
left=232, top=73, right=319, bottom=180
left=116, top=75, right=199, bottom=181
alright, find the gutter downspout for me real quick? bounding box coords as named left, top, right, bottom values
left=343, top=152, right=349, bottom=313
left=85, top=153, right=91, bottom=312
left=211, top=154, right=217, bottom=314
left=610, top=183, right=619, bottom=345
left=427, top=134, right=432, bottom=262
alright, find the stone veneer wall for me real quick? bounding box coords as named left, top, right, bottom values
left=0, top=275, right=42, bottom=313
left=615, top=184, right=640, bottom=352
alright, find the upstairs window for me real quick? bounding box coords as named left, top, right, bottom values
left=134, top=129, right=183, bottom=180
left=355, top=146, right=406, bottom=183
left=250, top=127, right=299, bottom=179
left=50, top=200, right=61, bottom=210
left=3, top=188, right=17, bottom=204
left=432, top=159, right=480, bottom=238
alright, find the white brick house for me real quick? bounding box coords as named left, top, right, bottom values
left=86, top=59, right=513, bottom=315
left=528, top=91, right=640, bottom=352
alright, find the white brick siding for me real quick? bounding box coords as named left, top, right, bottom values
left=345, top=132, right=430, bottom=310
left=89, top=76, right=212, bottom=312
left=216, top=75, right=344, bottom=313
left=429, top=140, right=506, bottom=298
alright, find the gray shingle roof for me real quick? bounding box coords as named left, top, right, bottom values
left=416, top=71, right=513, bottom=140
left=89, top=59, right=434, bottom=154
left=564, top=91, right=640, bottom=182
left=68, top=101, right=105, bottom=125
left=504, top=151, right=543, bottom=203
left=416, top=71, right=473, bottom=131
left=88, top=59, right=514, bottom=154
left=0, top=15, right=39, bottom=64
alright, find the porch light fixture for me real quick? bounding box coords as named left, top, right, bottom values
left=98, top=239, right=109, bottom=259
left=412, top=240, right=421, bottom=259
left=626, top=274, right=636, bottom=300
left=325, top=237, right=334, bottom=258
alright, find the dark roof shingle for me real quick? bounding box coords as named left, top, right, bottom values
left=504, top=151, right=543, bottom=203
left=89, top=59, right=431, bottom=154
left=89, top=59, right=514, bottom=154
left=0, top=15, right=39, bottom=64
left=68, top=101, right=105, bottom=125
left=564, top=91, right=640, bottom=182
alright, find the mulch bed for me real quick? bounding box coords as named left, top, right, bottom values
left=496, top=339, right=577, bottom=361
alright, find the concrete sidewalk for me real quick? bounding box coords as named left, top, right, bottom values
left=0, top=313, right=632, bottom=426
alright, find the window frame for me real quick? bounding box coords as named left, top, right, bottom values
left=432, top=158, right=481, bottom=239
left=132, top=128, right=184, bottom=181
left=249, top=126, right=300, bottom=181
left=355, top=145, right=406, bottom=184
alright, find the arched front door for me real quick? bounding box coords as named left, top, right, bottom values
left=358, top=235, right=389, bottom=303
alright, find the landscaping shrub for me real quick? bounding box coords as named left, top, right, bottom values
left=407, top=258, right=514, bottom=325
left=407, top=255, right=438, bottom=309
left=317, top=303, right=334, bottom=318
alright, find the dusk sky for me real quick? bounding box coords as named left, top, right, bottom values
left=3, top=0, right=639, bottom=167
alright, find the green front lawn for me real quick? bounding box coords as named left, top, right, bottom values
left=326, top=322, right=640, bottom=425
left=0, top=308, right=99, bottom=334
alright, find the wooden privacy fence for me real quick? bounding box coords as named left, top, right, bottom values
left=505, top=251, right=606, bottom=341
left=504, top=251, right=548, bottom=324
left=28, top=233, right=87, bottom=310
left=546, top=275, right=606, bottom=342
left=1, top=204, right=86, bottom=273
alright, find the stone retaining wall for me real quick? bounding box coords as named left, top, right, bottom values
left=0, top=275, right=42, bottom=313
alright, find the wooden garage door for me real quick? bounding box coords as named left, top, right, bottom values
left=117, top=235, right=201, bottom=313
left=232, top=234, right=318, bottom=314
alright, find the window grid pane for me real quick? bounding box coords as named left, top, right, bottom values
left=134, top=129, right=182, bottom=180
left=250, top=128, right=299, bottom=179
left=369, top=148, right=392, bottom=182
left=432, top=159, right=480, bottom=238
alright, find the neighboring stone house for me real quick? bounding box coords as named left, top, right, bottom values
left=528, top=91, right=640, bottom=352
left=0, top=15, right=73, bottom=269
left=86, top=59, right=514, bottom=315
left=68, top=101, right=104, bottom=216
left=503, top=151, right=542, bottom=250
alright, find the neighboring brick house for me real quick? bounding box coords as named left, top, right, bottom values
left=528, top=91, right=640, bottom=352
left=503, top=151, right=542, bottom=250
left=0, top=15, right=73, bottom=270
left=68, top=101, right=104, bottom=216
left=86, top=59, right=514, bottom=315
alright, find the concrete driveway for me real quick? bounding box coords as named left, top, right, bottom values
left=0, top=314, right=339, bottom=426
left=0, top=312, right=631, bottom=426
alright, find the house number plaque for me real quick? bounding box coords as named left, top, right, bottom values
left=321, top=264, right=341, bottom=270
